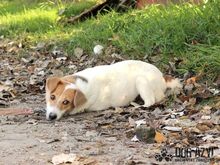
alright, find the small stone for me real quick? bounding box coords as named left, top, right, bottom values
left=93, top=45, right=104, bottom=55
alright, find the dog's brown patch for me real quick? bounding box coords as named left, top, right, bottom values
left=46, top=77, right=61, bottom=93
left=74, top=90, right=87, bottom=108
left=57, top=88, right=76, bottom=112
left=164, top=75, right=174, bottom=82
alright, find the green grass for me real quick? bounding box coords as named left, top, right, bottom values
left=0, top=0, right=220, bottom=79
left=60, top=0, right=97, bottom=18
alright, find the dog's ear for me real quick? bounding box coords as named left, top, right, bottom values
left=46, top=77, right=61, bottom=92
left=74, top=90, right=87, bottom=108
left=61, top=75, right=88, bottom=83
left=61, top=76, right=76, bottom=83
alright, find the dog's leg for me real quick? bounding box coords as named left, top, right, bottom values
left=136, top=77, right=156, bottom=107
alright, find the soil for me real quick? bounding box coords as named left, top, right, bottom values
left=0, top=99, right=158, bottom=165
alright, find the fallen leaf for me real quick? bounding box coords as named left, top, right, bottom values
left=163, top=126, right=182, bottom=132
left=56, top=56, right=67, bottom=62
left=168, top=132, right=181, bottom=140
left=128, top=117, right=135, bottom=127
left=201, top=115, right=211, bottom=120
left=76, top=156, right=98, bottom=165
left=74, top=47, right=84, bottom=58
left=135, top=119, right=146, bottom=127
left=198, top=121, right=214, bottom=128
left=182, top=138, right=190, bottom=145
left=154, top=131, right=167, bottom=143
left=186, top=76, right=197, bottom=85
left=131, top=135, right=139, bottom=142
left=52, top=153, right=76, bottom=165
left=85, top=130, right=98, bottom=137
left=196, top=123, right=211, bottom=132
left=208, top=88, right=220, bottom=95
left=0, top=84, right=16, bottom=98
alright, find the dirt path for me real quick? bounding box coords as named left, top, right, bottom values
left=0, top=102, right=158, bottom=165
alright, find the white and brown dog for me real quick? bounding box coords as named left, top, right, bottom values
left=45, top=60, right=182, bottom=120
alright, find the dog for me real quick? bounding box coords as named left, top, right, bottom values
left=45, top=60, right=182, bottom=120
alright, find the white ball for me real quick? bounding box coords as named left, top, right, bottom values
left=93, top=45, right=104, bottom=55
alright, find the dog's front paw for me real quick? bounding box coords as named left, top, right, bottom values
left=143, top=100, right=155, bottom=108
left=142, top=96, right=156, bottom=108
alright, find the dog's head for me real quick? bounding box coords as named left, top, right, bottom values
left=45, top=76, right=87, bottom=120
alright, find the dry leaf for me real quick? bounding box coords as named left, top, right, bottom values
left=182, top=138, right=190, bottom=145
left=186, top=76, right=197, bottom=85
left=0, top=84, right=16, bottom=98
left=52, top=153, right=76, bottom=165
left=196, top=123, right=211, bottom=132
left=154, top=131, right=167, bottom=143
left=74, top=47, right=83, bottom=58
left=163, top=126, right=182, bottom=132
left=135, top=119, right=146, bottom=127
left=128, top=117, right=135, bottom=127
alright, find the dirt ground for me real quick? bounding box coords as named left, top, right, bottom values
left=1, top=96, right=218, bottom=165
left=0, top=98, right=158, bottom=165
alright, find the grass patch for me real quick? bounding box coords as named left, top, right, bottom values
left=180, top=44, right=220, bottom=79
left=0, top=9, right=57, bottom=35
left=60, top=0, right=97, bottom=18
left=69, top=2, right=220, bottom=54
left=0, top=0, right=219, bottom=79
left=0, top=0, right=59, bottom=36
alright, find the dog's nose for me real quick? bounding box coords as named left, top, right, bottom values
left=49, top=113, right=57, bottom=120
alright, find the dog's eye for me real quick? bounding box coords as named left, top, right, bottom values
left=50, top=95, right=55, bottom=100
left=63, top=100, right=70, bottom=105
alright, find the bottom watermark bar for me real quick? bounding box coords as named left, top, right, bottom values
left=155, top=147, right=219, bottom=162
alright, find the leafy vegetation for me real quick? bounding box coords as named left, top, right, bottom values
left=0, top=0, right=219, bottom=78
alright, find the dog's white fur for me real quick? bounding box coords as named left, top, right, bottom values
left=66, top=60, right=181, bottom=114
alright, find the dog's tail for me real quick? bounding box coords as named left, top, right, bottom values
left=164, top=75, right=182, bottom=94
